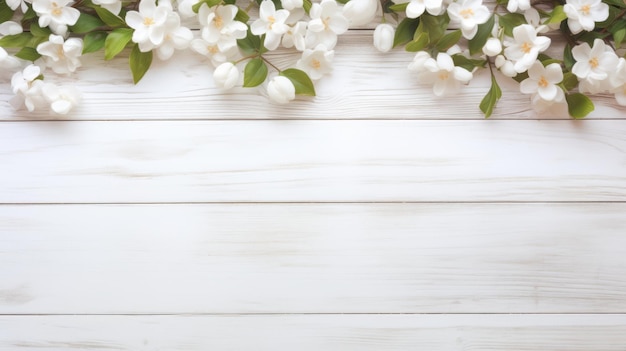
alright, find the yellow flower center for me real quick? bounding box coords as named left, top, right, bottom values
left=589, top=57, right=599, bottom=68
left=460, top=8, right=474, bottom=19
left=580, top=4, right=591, bottom=15
left=143, top=17, right=155, bottom=26
left=214, top=16, right=223, bottom=29
left=521, top=42, right=532, bottom=54
left=439, top=71, right=449, bottom=80
left=538, top=76, right=548, bottom=88
left=51, top=2, right=62, bottom=16
left=311, top=59, right=321, bottom=69
left=208, top=45, right=219, bottom=54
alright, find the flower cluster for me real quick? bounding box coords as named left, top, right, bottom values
left=1, top=0, right=626, bottom=117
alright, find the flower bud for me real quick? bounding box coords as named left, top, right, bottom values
left=281, top=0, right=303, bottom=10
left=213, top=62, right=239, bottom=90
left=373, top=23, right=394, bottom=53
left=495, top=55, right=516, bottom=77
left=408, top=51, right=431, bottom=73
left=267, top=76, right=296, bottom=104
left=482, top=37, right=502, bottom=57
left=342, top=0, right=378, bottom=26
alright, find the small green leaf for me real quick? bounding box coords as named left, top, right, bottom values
left=303, top=0, right=312, bottom=13
left=22, top=6, right=37, bottom=20
left=435, top=30, right=462, bottom=52
left=83, top=31, right=107, bottom=54
left=243, top=58, right=268, bottom=87
left=420, top=13, right=449, bottom=43
left=388, top=2, right=408, bottom=12
left=498, top=13, right=525, bottom=36
left=405, top=31, right=430, bottom=52
left=566, top=93, right=594, bottom=119
left=451, top=54, right=486, bottom=71
left=70, top=13, right=105, bottom=33
left=14, top=47, right=41, bottom=61
left=234, top=9, right=250, bottom=23
left=0, top=32, right=34, bottom=47
left=563, top=44, right=575, bottom=71
left=0, top=0, right=13, bottom=23
left=561, top=72, right=578, bottom=91
left=393, top=17, right=419, bottom=48
left=30, top=22, right=52, bottom=38
left=545, top=5, right=567, bottom=24
left=129, top=44, right=152, bottom=84
left=480, top=73, right=502, bottom=118
left=104, top=27, right=133, bottom=60
left=237, top=30, right=264, bottom=55
left=468, top=14, right=495, bottom=55
left=192, top=0, right=222, bottom=13
left=512, top=71, right=529, bottom=83
left=94, top=6, right=127, bottom=27
left=280, top=68, right=315, bottom=96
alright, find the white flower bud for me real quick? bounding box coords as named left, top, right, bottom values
left=267, top=76, right=296, bottom=104
left=0, top=21, right=23, bottom=36
left=495, top=55, right=516, bottom=77
left=213, top=62, right=240, bottom=90
left=342, top=0, right=378, bottom=26
left=281, top=0, right=303, bottom=10
left=408, top=51, right=431, bottom=73
left=482, top=37, right=502, bottom=57
left=373, top=23, right=394, bottom=53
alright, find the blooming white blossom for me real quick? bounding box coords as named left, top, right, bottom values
left=267, top=76, right=296, bottom=104
left=36, top=34, right=83, bottom=74
left=155, top=12, right=193, bottom=60
left=10, top=65, right=47, bottom=112
left=198, top=4, right=248, bottom=52
left=419, top=52, right=473, bottom=96
left=92, top=0, right=122, bottom=14
left=126, top=0, right=170, bottom=52
left=42, top=83, right=81, bottom=114
left=7, top=0, right=31, bottom=12
left=0, top=21, right=24, bottom=36
left=213, top=62, right=240, bottom=89
left=251, top=0, right=290, bottom=51
left=393, top=0, right=444, bottom=18
left=306, top=0, right=349, bottom=49
left=407, top=51, right=431, bottom=74
left=447, top=0, right=490, bottom=39
left=520, top=61, right=564, bottom=102
left=343, top=0, right=378, bottom=26
left=282, top=21, right=308, bottom=51
left=503, top=24, right=551, bottom=73
left=32, top=0, right=80, bottom=35
left=571, top=38, right=618, bottom=94
left=563, top=0, right=609, bottom=34
left=373, top=23, right=395, bottom=53
left=297, top=44, right=334, bottom=80
left=191, top=36, right=238, bottom=67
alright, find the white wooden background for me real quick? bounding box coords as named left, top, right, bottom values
left=1, top=30, right=626, bottom=350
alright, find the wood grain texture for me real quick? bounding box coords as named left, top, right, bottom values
left=1, top=120, right=625, bottom=203
left=1, top=314, right=626, bottom=350
left=1, top=203, right=625, bottom=314
left=1, top=32, right=624, bottom=121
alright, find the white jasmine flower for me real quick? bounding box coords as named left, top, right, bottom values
left=10, top=65, right=47, bottom=112
left=92, top=0, right=122, bottom=14
left=392, top=0, right=443, bottom=18
left=251, top=0, right=290, bottom=51
left=419, top=52, right=473, bottom=96
left=36, top=34, right=83, bottom=74
left=503, top=24, right=551, bottom=73
left=0, top=21, right=24, bottom=36
left=126, top=0, right=170, bottom=52
left=155, top=14, right=193, bottom=60
left=447, top=0, right=490, bottom=39
left=373, top=23, right=395, bottom=53
left=281, top=0, right=303, bottom=11
left=267, top=76, right=296, bottom=104
left=495, top=54, right=517, bottom=77
left=506, top=0, right=530, bottom=13
left=571, top=39, right=618, bottom=94
left=297, top=44, right=334, bottom=80
left=213, top=62, right=240, bottom=89
left=282, top=21, right=307, bottom=51
left=198, top=4, right=248, bottom=52
left=306, top=0, right=349, bottom=49
left=564, top=0, right=609, bottom=34
left=32, top=0, right=80, bottom=35
left=191, top=36, right=238, bottom=67
left=343, top=0, right=378, bottom=26
left=407, top=51, right=431, bottom=73
left=7, top=0, right=31, bottom=12
left=520, top=61, right=563, bottom=101
left=42, top=83, right=81, bottom=114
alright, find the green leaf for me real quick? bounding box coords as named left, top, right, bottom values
left=29, top=22, right=52, bottom=38
left=70, top=13, right=105, bottom=33
left=468, top=14, right=495, bottom=55
left=243, top=58, right=268, bottom=87
left=22, top=6, right=36, bottom=20
left=480, top=73, right=502, bottom=118
left=498, top=13, right=525, bottom=36
left=388, top=2, right=408, bottom=12
left=0, top=0, right=14, bottom=23
left=609, top=20, right=626, bottom=47
left=405, top=31, right=430, bottom=52
left=435, top=30, right=462, bottom=52
left=83, top=31, right=107, bottom=54
left=192, top=0, right=222, bottom=13
left=563, top=44, right=575, bottom=71
left=237, top=29, right=264, bottom=55
left=566, top=93, right=594, bottom=119
left=303, top=0, right=312, bottom=13
left=129, top=44, right=152, bottom=84
left=104, top=27, right=133, bottom=60
left=451, top=54, right=486, bottom=71
left=234, top=9, right=250, bottom=23
left=545, top=5, right=567, bottom=24
left=14, top=47, right=41, bottom=61
left=0, top=32, right=34, bottom=47
left=393, top=17, right=419, bottom=48
left=512, top=71, right=529, bottom=83
left=561, top=72, right=578, bottom=91
left=94, top=6, right=127, bottom=27
left=280, top=68, right=315, bottom=96
left=604, top=0, right=626, bottom=8
left=420, top=13, right=449, bottom=44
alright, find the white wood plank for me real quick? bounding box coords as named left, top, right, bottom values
left=1, top=203, right=625, bottom=314
left=1, top=32, right=624, bottom=120
left=1, top=314, right=626, bottom=350
left=1, top=120, right=625, bottom=203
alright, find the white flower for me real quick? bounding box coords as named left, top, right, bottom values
left=392, top=0, right=443, bottom=18
left=0, top=47, right=21, bottom=73
left=447, top=0, right=490, bottom=39
left=7, top=0, right=31, bottom=12
left=191, top=36, right=238, bottom=67
left=571, top=39, right=618, bottom=81
left=10, top=65, right=47, bottom=112
left=520, top=61, right=563, bottom=101
left=126, top=0, right=170, bottom=52
left=506, top=0, right=530, bottom=13
left=564, top=0, right=609, bottom=34
left=155, top=13, right=193, bottom=60
left=251, top=0, right=290, bottom=51
left=408, top=51, right=431, bottom=73
left=36, top=34, right=83, bottom=74
left=92, top=0, right=122, bottom=14
left=282, top=21, right=307, bottom=51
left=42, top=83, right=81, bottom=114
left=419, top=52, right=473, bottom=96
left=482, top=37, right=502, bottom=56
left=32, top=0, right=80, bottom=35
left=0, top=21, right=24, bottom=36
left=306, top=0, right=349, bottom=49
left=213, top=62, right=240, bottom=89
left=495, top=54, right=516, bottom=77
left=373, top=23, right=395, bottom=53
left=198, top=4, right=248, bottom=52
left=503, top=24, right=551, bottom=73
left=524, top=8, right=549, bottom=33
left=297, top=44, right=334, bottom=80
left=267, top=76, right=296, bottom=104
left=281, top=0, right=303, bottom=11
left=343, top=0, right=378, bottom=26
